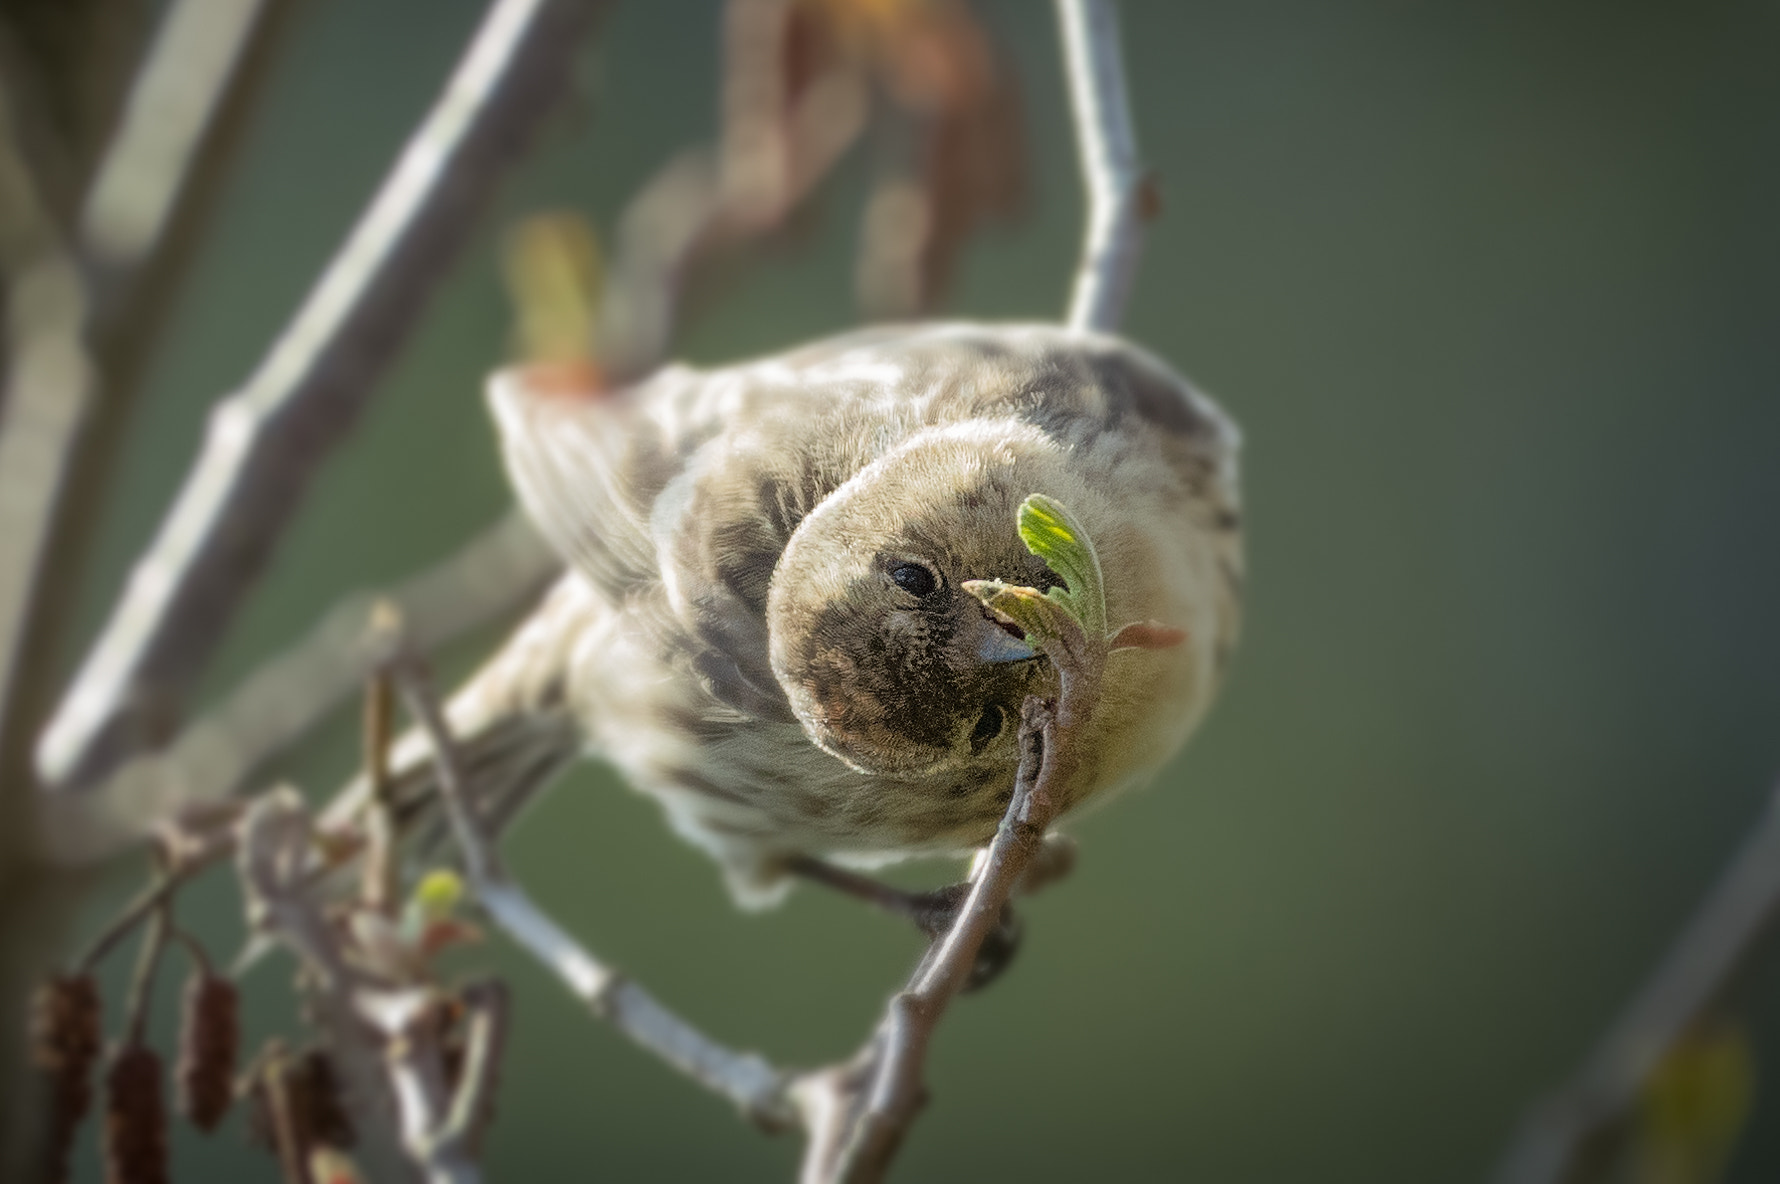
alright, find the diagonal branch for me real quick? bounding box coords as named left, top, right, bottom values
left=237, top=789, right=411, bottom=1182
left=38, top=0, right=611, bottom=794
left=0, top=0, right=298, bottom=772
left=45, top=510, right=559, bottom=865
left=795, top=612, right=1105, bottom=1184
left=1055, top=0, right=1145, bottom=334
left=1493, top=778, right=1780, bottom=1184
left=392, top=659, right=798, bottom=1129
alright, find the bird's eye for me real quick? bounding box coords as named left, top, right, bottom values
left=890, top=562, right=939, bottom=598
left=970, top=703, right=1006, bottom=751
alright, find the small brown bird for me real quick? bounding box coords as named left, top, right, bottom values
left=330, top=322, right=1242, bottom=909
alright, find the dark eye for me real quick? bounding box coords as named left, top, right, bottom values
left=890, top=562, right=939, bottom=598
left=970, top=703, right=1006, bottom=751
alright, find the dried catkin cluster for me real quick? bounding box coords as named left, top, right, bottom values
left=104, top=1046, right=169, bottom=1184
left=31, top=975, right=102, bottom=1184
left=175, top=973, right=239, bottom=1131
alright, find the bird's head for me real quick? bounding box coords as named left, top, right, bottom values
left=767, top=422, right=1062, bottom=779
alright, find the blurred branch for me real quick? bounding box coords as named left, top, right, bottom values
left=238, top=788, right=443, bottom=1182
left=79, top=0, right=301, bottom=310
left=0, top=0, right=296, bottom=759
left=434, top=980, right=509, bottom=1168
left=0, top=0, right=148, bottom=232
left=38, top=0, right=611, bottom=794
left=597, top=17, right=868, bottom=380
left=0, top=1, right=296, bottom=1170
left=1494, top=779, right=1780, bottom=1184
left=1055, top=0, right=1144, bottom=333
left=377, top=980, right=510, bottom=1184
left=46, top=510, right=560, bottom=865
left=392, top=659, right=799, bottom=1128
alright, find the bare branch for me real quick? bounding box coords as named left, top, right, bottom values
left=39, top=0, right=610, bottom=793
left=44, top=511, right=559, bottom=865
left=0, top=8, right=293, bottom=1163
left=796, top=613, right=1105, bottom=1184
left=0, top=0, right=151, bottom=231
left=237, top=789, right=409, bottom=1180
left=1494, top=780, right=1780, bottom=1184
left=439, top=980, right=509, bottom=1159
left=79, top=0, right=265, bottom=272
left=360, top=672, right=400, bottom=916
left=0, top=253, right=93, bottom=755
left=1055, top=0, right=1145, bottom=333
left=372, top=988, right=479, bottom=1184
left=596, top=0, right=870, bottom=382
left=241, top=787, right=506, bottom=1184
left=391, top=660, right=799, bottom=1129
left=0, top=0, right=298, bottom=778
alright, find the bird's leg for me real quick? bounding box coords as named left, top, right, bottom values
left=783, top=854, right=1023, bottom=992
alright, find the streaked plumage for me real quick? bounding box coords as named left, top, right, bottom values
left=329, top=322, right=1242, bottom=906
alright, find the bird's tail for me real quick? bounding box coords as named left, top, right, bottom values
left=317, top=575, right=592, bottom=869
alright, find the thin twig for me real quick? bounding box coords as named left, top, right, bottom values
left=1494, top=779, right=1780, bottom=1184
left=361, top=670, right=399, bottom=915
left=72, top=833, right=231, bottom=974
left=237, top=788, right=430, bottom=1183
left=433, top=980, right=510, bottom=1169
left=258, top=1042, right=315, bottom=1184
left=1055, top=0, right=1145, bottom=333
left=166, top=924, right=214, bottom=978
left=796, top=612, right=1104, bottom=1184
left=597, top=0, right=870, bottom=382
left=120, top=873, right=171, bottom=1048
left=44, top=510, right=560, bottom=865
left=369, top=988, right=477, bottom=1184
left=38, top=0, right=610, bottom=793
left=391, top=660, right=799, bottom=1129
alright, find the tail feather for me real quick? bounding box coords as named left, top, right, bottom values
left=317, top=574, right=595, bottom=865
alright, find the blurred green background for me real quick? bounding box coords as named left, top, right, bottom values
left=57, top=0, right=1780, bottom=1180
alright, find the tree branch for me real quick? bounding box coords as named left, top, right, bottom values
left=0, top=3, right=295, bottom=1169
left=237, top=789, right=410, bottom=1181
left=241, top=787, right=510, bottom=1184
left=391, top=660, right=799, bottom=1129
left=438, top=980, right=509, bottom=1161
left=1055, top=0, right=1145, bottom=333
left=1493, top=779, right=1780, bottom=1184
left=38, top=0, right=610, bottom=794
left=795, top=612, right=1105, bottom=1184
left=44, top=510, right=559, bottom=865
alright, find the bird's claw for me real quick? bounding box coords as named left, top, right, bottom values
left=907, top=883, right=1023, bottom=993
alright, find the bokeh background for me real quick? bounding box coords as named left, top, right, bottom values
left=55, top=0, right=1780, bottom=1180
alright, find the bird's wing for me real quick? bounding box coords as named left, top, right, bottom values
left=486, top=351, right=900, bottom=721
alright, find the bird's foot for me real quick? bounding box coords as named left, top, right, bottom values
left=785, top=855, right=1023, bottom=992
left=903, top=881, right=1023, bottom=993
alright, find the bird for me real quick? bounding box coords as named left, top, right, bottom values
left=324, top=321, right=1242, bottom=916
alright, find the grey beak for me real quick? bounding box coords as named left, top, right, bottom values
left=976, top=621, right=1038, bottom=663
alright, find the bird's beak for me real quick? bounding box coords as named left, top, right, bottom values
left=975, top=617, right=1038, bottom=663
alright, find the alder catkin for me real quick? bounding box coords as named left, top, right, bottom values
left=175, top=972, right=239, bottom=1131
left=293, top=1046, right=356, bottom=1150
left=31, top=975, right=102, bottom=1184
left=104, top=1046, right=169, bottom=1184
